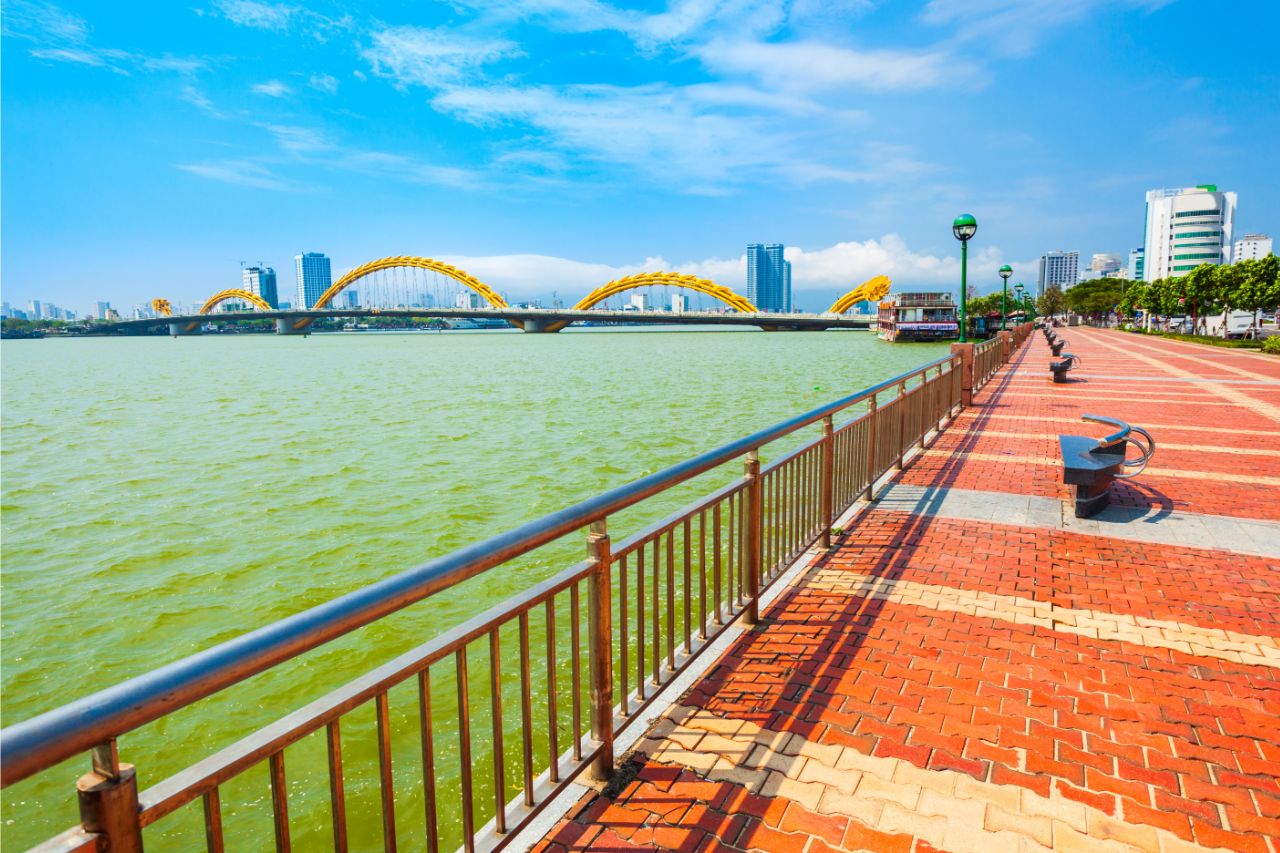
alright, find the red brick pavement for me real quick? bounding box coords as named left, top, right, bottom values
left=534, top=327, right=1280, bottom=853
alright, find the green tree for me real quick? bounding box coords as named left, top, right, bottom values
left=1037, top=285, right=1065, bottom=318
left=1119, top=280, right=1147, bottom=318
left=1233, top=255, right=1280, bottom=333
left=1063, top=279, right=1122, bottom=323
left=1179, top=264, right=1221, bottom=335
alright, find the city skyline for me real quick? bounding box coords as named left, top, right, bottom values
left=3, top=1, right=1277, bottom=312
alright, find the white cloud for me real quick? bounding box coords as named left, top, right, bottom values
left=2, top=0, right=90, bottom=44
left=921, top=0, right=1172, bottom=57
left=212, top=0, right=297, bottom=31
left=176, top=160, right=301, bottom=191
left=252, top=79, right=293, bottom=97
left=361, top=26, right=520, bottom=89
left=309, top=72, right=339, bottom=94
left=693, top=39, right=982, bottom=93
left=433, top=81, right=875, bottom=191
left=8, top=1, right=205, bottom=74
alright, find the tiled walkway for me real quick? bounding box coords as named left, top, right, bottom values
left=535, top=328, right=1280, bottom=853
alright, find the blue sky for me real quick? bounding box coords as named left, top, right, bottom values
left=3, top=0, right=1277, bottom=313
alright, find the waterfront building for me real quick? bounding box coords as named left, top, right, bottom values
left=1233, top=234, right=1273, bottom=261
left=630, top=292, right=651, bottom=311
left=1, top=301, right=10, bottom=318
left=29, top=300, right=42, bottom=320
left=1128, top=248, right=1144, bottom=281
left=1037, top=251, right=1078, bottom=296
left=294, top=252, right=332, bottom=309
left=671, top=292, right=687, bottom=313
left=96, top=301, right=111, bottom=320
left=747, top=243, right=792, bottom=312
left=242, top=266, right=279, bottom=308
left=455, top=291, right=485, bottom=310
left=1142, top=185, right=1236, bottom=279
left=278, top=301, right=292, bottom=310
left=343, top=290, right=359, bottom=309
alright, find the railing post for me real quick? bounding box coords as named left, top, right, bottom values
left=950, top=343, right=974, bottom=407
left=76, top=740, right=142, bottom=853
left=998, top=330, right=1012, bottom=364
left=743, top=452, right=762, bottom=625
left=895, top=380, right=907, bottom=469
left=586, top=521, right=614, bottom=781
left=819, top=416, right=834, bottom=548
left=865, top=396, right=879, bottom=502
left=919, top=371, right=930, bottom=450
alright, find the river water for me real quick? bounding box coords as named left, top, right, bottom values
left=1, top=327, right=946, bottom=849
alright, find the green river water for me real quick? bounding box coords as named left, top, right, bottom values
left=1, top=328, right=946, bottom=850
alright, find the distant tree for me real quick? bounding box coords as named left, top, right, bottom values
left=1232, top=255, right=1280, bottom=333
left=1063, top=279, right=1122, bottom=323
left=1037, top=285, right=1065, bottom=317
left=1119, top=280, right=1147, bottom=318
left=1179, top=264, right=1220, bottom=335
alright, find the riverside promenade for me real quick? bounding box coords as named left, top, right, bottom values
left=535, top=328, right=1280, bottom=853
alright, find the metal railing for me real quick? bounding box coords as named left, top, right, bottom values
left=3, top=354, right=967, bottom=853
left=973, top=336, right=1003, bottom=390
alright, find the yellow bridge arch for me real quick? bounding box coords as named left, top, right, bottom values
left=150, top=298, right=173, bottom=317
left=827, top=275, right=891, bottom=315
left=575, top=272, right=757, bottom=313
left=311, top=256, right=508, bottom=311
left=199, top=289, right=273, bottom=314
left=506, top=271, right=759, bottom=334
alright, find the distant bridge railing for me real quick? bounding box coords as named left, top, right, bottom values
left=3, top=353, right=976, bottom=853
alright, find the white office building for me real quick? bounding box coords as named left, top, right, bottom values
left=242, top=266, right=279, bottom=308
left=1037, top=251, right=1079, bottom=296
left=1233, top=234, right=1272, bottom=262
left=630, top=292, right=651, bottom=311
left=294, top=252, right=332, bottom=309
left=1128, top=248, right=1144, bottom=281
left=671, top=293, right=687, bottom=312
left=1142, top=185, right=1236, bottom=280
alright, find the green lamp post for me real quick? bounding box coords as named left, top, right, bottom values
left=1014, top=283, right=1024, bottom=323
left=952, top=214, right=977, bottom=342
left=998, top=264, right=1013, bottom=332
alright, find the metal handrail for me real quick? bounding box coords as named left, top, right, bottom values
left=0, top=353, right=960, bottom=788
left=1080, top=414, right=1155, bottom=478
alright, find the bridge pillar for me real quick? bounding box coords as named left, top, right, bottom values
left=168, top=322, right=201, bottom=337
left=520, top=318, right=565, bottom=333
left=275, top=319, right=309, bottom=335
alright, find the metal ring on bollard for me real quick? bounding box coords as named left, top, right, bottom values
left=1114, top=436, right=1151, bottom=479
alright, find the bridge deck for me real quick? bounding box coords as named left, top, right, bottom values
left=534, top=327, right=1280, bottom=853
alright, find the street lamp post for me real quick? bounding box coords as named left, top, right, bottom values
left=1014, top=283, right=1024, bottom=324
left=952, top=214, right=977, bottom=343
left=998, top=264, right=1012, bottom=332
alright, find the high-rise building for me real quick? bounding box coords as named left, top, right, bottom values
left=747, top=243, right=791, bottom=312
left=1, top=302, right=10, bottom=319
left=1128, top=248, right=1144, bottom=282
left=671, top=292, right=687, bottom=312
left=243, top=266, right=279, bottom=308
left=294, top=252, right=332, bottom=309
left=1233, top=234, right=1273, bottom=262
left=96, top=301, right=111, bottom=320
left=1088, top=254, right=1122, bottom=278
left=342, top=290, right=359, bottom=309
left=629, top=292, right=651, bottom=311
left=28, top=300, right=42, bottom=320
left=1037, top=251, right=1079, bottom=296
left=1142, top=185, right=1236, bottom=280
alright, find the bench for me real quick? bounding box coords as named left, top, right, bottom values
left=1049, top=353, right=1079, bottom=382
left=1050, top=338, right=1067, bottom=357
left=1059, top=415, right=1155, bottom=517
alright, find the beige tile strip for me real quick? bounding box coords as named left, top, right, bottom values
left=954, top=411, right=1280, bottom=437
left=946, top=430, right=1280, bottom=457
left=940, top=450, right=1280, bottom=487
left=635, top=705, right=1218, bottom=853
left=803, top=568, right=1279, bottom=669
